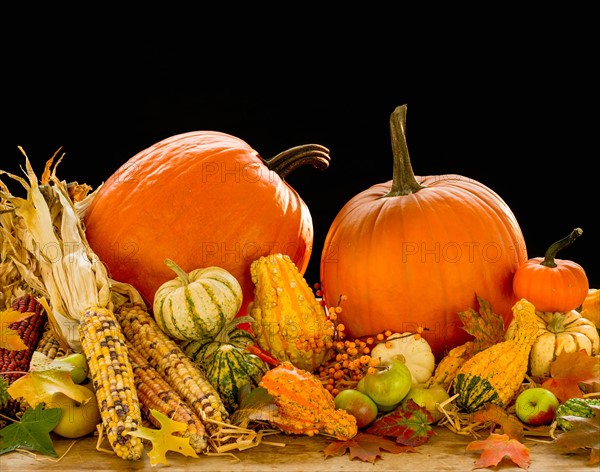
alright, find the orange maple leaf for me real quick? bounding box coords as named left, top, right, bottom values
left=466, top=432, right=531, bottom=470
left=471, top=403, right=524, bottom=441
left=323, top=432, right=417, bottom=464
left=0, top=308, right=35, bottom=351
left=541, top=350, right=600, bottom=402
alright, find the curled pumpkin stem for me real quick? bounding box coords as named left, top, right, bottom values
left=263, top=144, right=331, bottom=178
left=540, top=227, right=583, bottom=268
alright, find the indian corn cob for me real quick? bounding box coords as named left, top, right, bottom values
left=116, top=305, right=229, bottom=434
left=0, top=294, right=47, bottom=384
left=79, top=306, right=144, bottom=461
left=126, top=341, right=208, bottom=453
left=0, top=294, right=46, bottom=422
left=35, top=324, right=72, bottom=359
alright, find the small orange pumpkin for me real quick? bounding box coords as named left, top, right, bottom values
left=512, top=228, right=589, bottom=313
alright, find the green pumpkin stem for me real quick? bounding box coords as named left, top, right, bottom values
left=213, top=315, right=255, bottom=343
left=164, top=258, right=190, bottom=285
left=263, top=144, right=330, bottom=179
left=384, top=104, right=425, bottom=197
left=546, top=312, right=566, bottom=333
left=540, top=227, right=583, bottom=269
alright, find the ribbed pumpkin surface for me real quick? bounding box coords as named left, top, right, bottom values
left=321, top=176, right=527, bottom=359
left=320, top=106, right=528, bottom=361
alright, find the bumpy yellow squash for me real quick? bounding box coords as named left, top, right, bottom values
left=248, top=253, right=333, bottom=372
left=454, top=299, right=538, bottom=412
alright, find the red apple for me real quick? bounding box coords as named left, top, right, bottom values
left=334, top=389, right=378, bottom=428
left=514, top=387, right=559, bottom=425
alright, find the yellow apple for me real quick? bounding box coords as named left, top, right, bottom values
left=46, top=382, right=101, bottom=438
left=401, top=382, right=450, bottom=423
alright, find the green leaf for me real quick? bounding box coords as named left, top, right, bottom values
left=230, top=385, right=276, bottom=429
left=0, top=403, right=61, bottom=457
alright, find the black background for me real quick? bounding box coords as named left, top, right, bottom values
left=4, top=20, right=598, bottom=291
left=5, top=90, right=598, bottom=291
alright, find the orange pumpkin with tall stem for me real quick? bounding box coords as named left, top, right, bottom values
left=319, top=104, right=528, bottom=361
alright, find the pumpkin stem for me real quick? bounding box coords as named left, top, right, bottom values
left=546, top=312, right=566, bottom=333
left=213, top=315, right=255, bottom=343
left=263, top=144, right=330, bottom=179
left=164, top=258, right=190, bottom=285
left=540, top=228, right=583, bottom=269
left=384, top=104, right=425, bottom=197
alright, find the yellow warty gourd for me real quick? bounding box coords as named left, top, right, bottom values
left=249, top=253, right=334, bottom=372
left=453, top=299, right=538, bottom=413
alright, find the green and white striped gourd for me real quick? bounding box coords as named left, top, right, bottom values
left=153, top=258, right=243, bottom=341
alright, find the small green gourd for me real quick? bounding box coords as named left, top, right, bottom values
left=182, top=316, right=269, bottom=412
left=555, top=397, right=600, bottom=431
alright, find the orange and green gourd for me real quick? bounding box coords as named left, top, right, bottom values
left=249, top=253, right=334, bottom=373
left=259, top=361, right=358, bottom=440
left=454, top=299, right=538, bottom=412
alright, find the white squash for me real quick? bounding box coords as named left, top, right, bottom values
left=370, top=332, right=435, bottom=384
left=153, top=258, right=243, bottom=341
left=507, top=308, right=600, bottom=378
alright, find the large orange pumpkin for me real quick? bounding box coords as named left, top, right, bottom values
left=319, top=105, right=528, bottom=361
left=83, top=131, right=330, bottom=317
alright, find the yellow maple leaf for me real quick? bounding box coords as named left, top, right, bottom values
left=0, top=308, right=35, bottom=351
left=129, top=409, right=199, bottom=466
left=7, top=369, right=90, bottom=407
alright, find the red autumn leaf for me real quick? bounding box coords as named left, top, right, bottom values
left=365, top=399, right=434, bottom=446
left=466, top=432, right=531, bottom=470
left=323, top=432, right=417, bottom=464
left=457, top=295, right=506, bottom=347
left=541, top=350, right=600, bottom=402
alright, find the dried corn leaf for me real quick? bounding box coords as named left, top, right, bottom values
left=0, top=149, right=142, bottom=350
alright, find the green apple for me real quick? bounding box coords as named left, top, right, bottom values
left=46, top=382, right=101, bottom=438
left=50, top=353, right=89, bottom=384
left=515, top=387, right=559, bottom=425
left=401, top=382, right=450, bottom=423
left=334, top=389, right=378, bottom=429
left=357, top=358, right=412, bottom=412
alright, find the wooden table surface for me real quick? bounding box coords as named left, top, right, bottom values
left=0, top=425, right=593, bottom=472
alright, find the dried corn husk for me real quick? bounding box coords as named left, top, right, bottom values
left=0, top=148, right=145, bottom=351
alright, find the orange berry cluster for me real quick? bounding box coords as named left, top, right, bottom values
left=292, top=318, right=335, bottom=355
left=312, top=286, right=393, bottom=397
